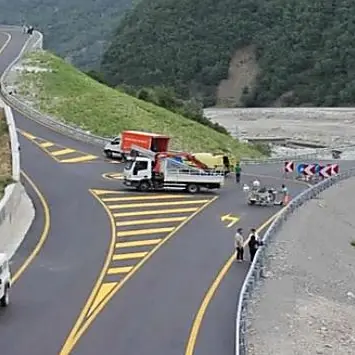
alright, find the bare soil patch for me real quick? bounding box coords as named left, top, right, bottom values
left=216, top=46, right=258, bottom=107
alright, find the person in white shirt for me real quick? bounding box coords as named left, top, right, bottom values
left=234, top=228, right=244, bottom=262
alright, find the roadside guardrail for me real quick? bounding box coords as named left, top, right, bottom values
left=235, top=166, right=355, bottom=355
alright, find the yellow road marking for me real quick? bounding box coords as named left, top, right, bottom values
left=102, top=172, right=124, bottom=180
left=112, top=252, right=148, bottom=260
left=59, top=190, right=118, bottom=355
left=102, top=194, right=190, bottom=202
left=91, top=189, right=126, bottom=195
left=0, top=32, right=11, bottom=55
left=60, top=155, right=97, bottom=163
left=184, top=208, right=285, bottom=355
left=51, top=148, right=76, bottom=156
left=87, top=282, right=117, bottom=317
left=116, top=216, right=187, bottom=226
left=40, top=141, right=54, bottom=148
left=108, top=200, right=209, bottom=209
left=116, top=227, right=175, bottom=237
left=59, top=192, right=217, bottom=355
left=19, top=130, right=36, bottom=140
left=12, top=171, right=51, bottom=284
left=107, top=266, right=134, bottom=274
left=18, top=129, right=100, bottom=163
left=221, top=214, right=240, bottom=228
left=113, top=207, right=198, bottom=217
left=115, top=239, right=162, bottom=248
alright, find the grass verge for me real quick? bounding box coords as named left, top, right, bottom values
left=14, top=51, right=264, bottom=158
left=0, top=109, right=12, bottom=197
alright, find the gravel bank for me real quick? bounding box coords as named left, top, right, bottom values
left=204, top=107, right=355, bottom=146
left=246, top=177, right=355, bottom=355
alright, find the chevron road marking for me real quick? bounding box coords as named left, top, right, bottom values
left=59, top=189, right=218, bottom=354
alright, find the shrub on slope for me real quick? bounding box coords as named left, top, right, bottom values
left=0, top=112, right=12, bottom=197
left=101, top=0, right=355, bottom=107
left=15, top=51, right=263, bottom=158
left=101, top=0, right=261, bottom=106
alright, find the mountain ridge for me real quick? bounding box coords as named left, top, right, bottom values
left=102, top=0, right=355, bottom=107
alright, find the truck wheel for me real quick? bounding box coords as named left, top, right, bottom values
left=186, top=184, right=200, bottom=194
left=138, top=181, right=150, bottom=192
left=0, top=286, right=9, bottom=307
left=104, top=150, right=113, bottom=159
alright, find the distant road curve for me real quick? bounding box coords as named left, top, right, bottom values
left=0, top=26, right=122, bottom=355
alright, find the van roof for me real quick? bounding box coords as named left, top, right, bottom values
left=123, top=130, right=170, bottom=138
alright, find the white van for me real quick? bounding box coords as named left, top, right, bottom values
left=0, top=253, right=11, bottom=307
left=103, top=136, right=122, bottom=159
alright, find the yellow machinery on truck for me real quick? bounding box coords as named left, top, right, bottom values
left=192, top=153, right=237, bottom=175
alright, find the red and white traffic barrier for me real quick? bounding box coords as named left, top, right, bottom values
left=303, top=164, right=316, bottom=176
left=319, top=164, right=339, bottom=178
left=284, top=161, right=294, bottom=173
left=328, top=163, right=339, bottom=175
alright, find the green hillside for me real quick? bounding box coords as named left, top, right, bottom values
left=101, top=0, right=355, bottom=107
left=0, top=0, right=134, bottom=69
left=14, top=51, right=263, bottom=158
left=0, top=112, right=12, bottom=197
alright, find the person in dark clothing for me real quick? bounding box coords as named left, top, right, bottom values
left=235, top=162, right=241, bottom=183
left=248, top=233, right=263, bottom=262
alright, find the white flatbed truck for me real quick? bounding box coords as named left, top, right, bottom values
left=123, top=147, right=224, bottom=193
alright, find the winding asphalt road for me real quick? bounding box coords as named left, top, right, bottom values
left=0, top=27, right=352, bottom=355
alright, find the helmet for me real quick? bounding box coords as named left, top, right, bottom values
left=252, top=179, right=260, bottom=188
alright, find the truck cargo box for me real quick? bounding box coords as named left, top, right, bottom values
left=121, top=131, right=170, bottom=153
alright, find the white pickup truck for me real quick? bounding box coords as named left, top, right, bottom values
left=123, top=155, right=224, bottom=193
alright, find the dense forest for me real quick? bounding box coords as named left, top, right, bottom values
left=0, top=0, right=134, bottom=69
left=101, top=0, right=355, bottom=107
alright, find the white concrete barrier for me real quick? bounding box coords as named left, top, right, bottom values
left=0, top=100, right=34, bottom=259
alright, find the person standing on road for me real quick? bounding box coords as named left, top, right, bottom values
left=235, top=162, right=241, bottom=183
left=235, top=228, right=244, bottom=262
left=248, top=228, right=263, bottom=262
left=248, top=228, right=260, bottom=242
left=281, top=184, right=289, bottom=205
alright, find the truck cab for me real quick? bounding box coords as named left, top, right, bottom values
left=124, top=157, right=158, bottom=191
left=0, top=253, right=11, bottom=307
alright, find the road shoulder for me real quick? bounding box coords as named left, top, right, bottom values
left=9, top=171, right=48, bottom=282
left=247, top=177, right=355, bottom=355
